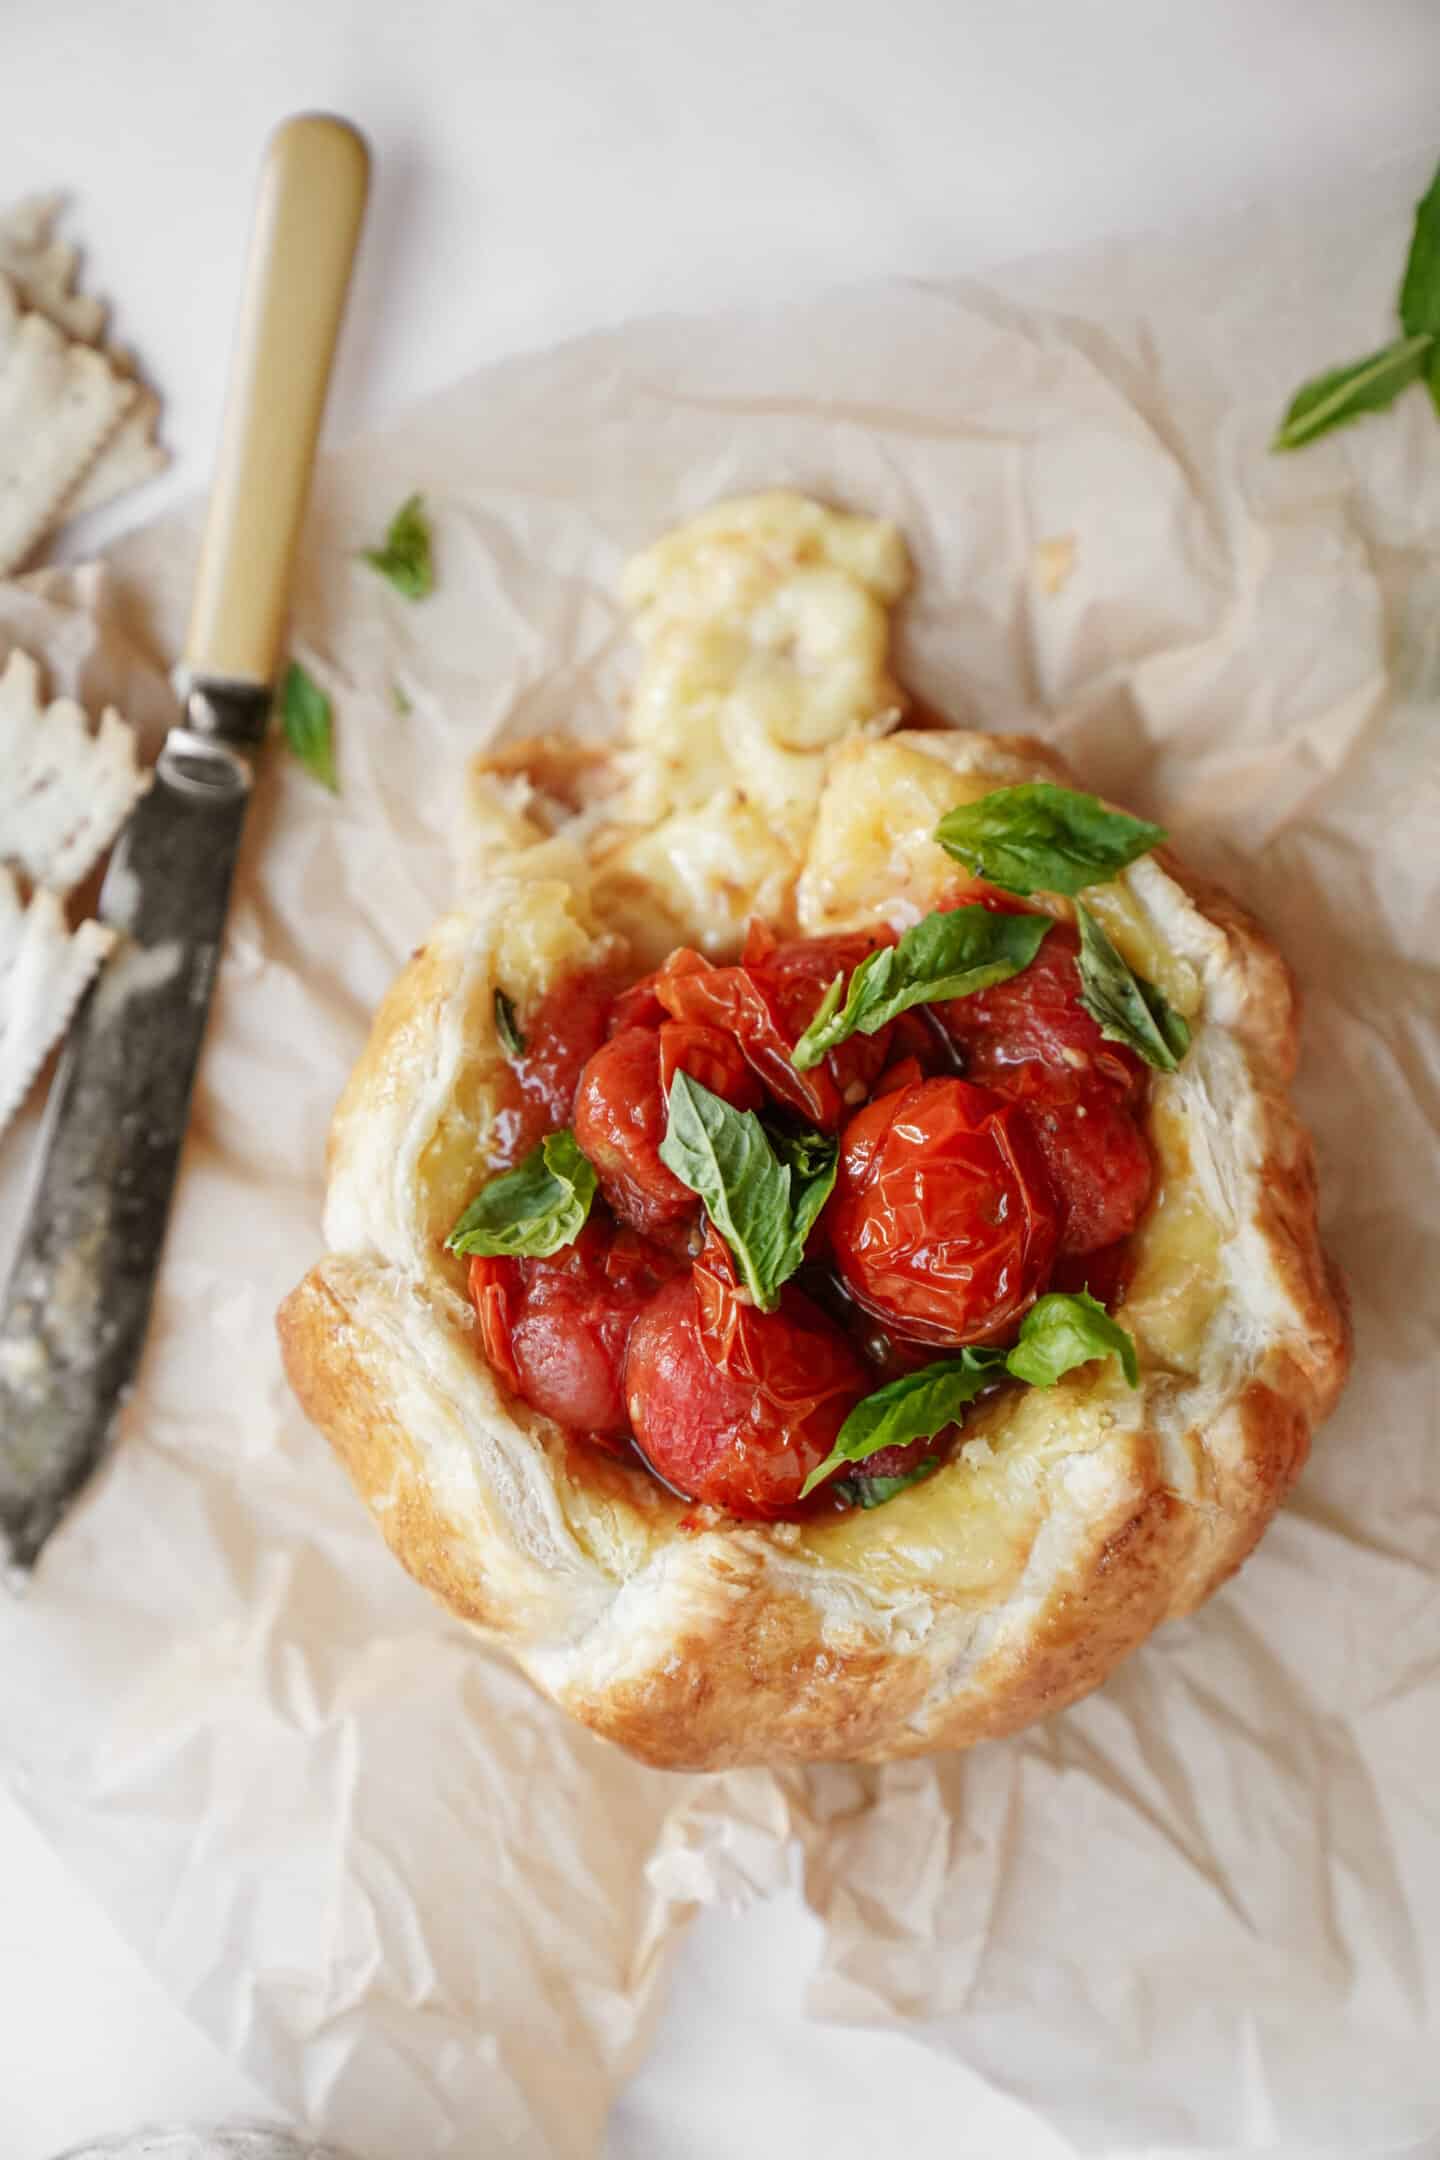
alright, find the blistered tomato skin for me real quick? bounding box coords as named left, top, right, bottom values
left=940, top=920, right=1145, bottom=1102
left=829, top=1076, right=1061, bottom=1346
left=650, top=928, right=899, bottom=1131
left=468, top=1222, right=677, bottom=1437
left=624, top=1235, right=870, bottom=1517
left=984, top=1059, right=1153, bottom=1255
left=939, top=915, right=1153, bottom=1254
left=574, top=1022, right=762, bottom=1236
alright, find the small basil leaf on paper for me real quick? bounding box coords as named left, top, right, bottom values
left=1075, top=903, right=1190, bottom=1072
left=934, top=782, right=1165, bottom=898
left=659, top=1072, right=835, bottom=1310
left=493, top=988, right=525, bottom=1057
left=833, top=1457, right=940, bottom=1510
left=1005, top=1290, right=1139, bottom=1390
left=447, top=1128, right=595, bottom=1258
left=280, top=662, right=338, bottom=793
left=1271, top=335, right=1432, bottom=452
left=791, top=907, right=1051, bottom=1071
left=801, top=1348, right=1006, bottom=1496
left=361, top=492, right=434, bottom=600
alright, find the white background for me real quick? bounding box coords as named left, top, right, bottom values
left=4, top=3, right=1440, bottom=2155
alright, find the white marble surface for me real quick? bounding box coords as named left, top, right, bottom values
left=4, top=3, right=1440, bottom=2155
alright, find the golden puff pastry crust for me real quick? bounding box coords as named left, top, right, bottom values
left=278, top=494, right=1349, bottom=1770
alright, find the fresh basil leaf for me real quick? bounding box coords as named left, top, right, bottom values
left=804, top=1289, right=1141, bottom=1494
left=1400, top=164, right=1440, bottom=338
left=1005, top=1290, right=1139, bottom=1389
left=659, top=1072, right=835, bottom=1310
left=493, top=988, right=525, bottom=1057
left=1271, top=335, right=1431, bottom=452
left=1400, top=164, right=1440, bottom=417
left=833, top=1456, right=940, bottom=1509
left=447, top=1128, right=595, bottom=1257
left=280, top=662, right=337, bottom=793
left=801, top=1348, right=1006, bottom=1495
left=1075, top=903, right=1189, bottom=1072
left=934, top=782, right=1165, bottom=897
left=766, top=1123, right=840, bottom=1253
left=791, top=907, right=1051, bottom=1071
left=361, top=492, right=434, bottom=600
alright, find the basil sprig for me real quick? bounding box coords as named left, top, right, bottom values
left=934, top=782, right=1165, bottom=898
left=804, top=1290, right=1139, bottom=1496
left=361, top=492, right=434, bottom=599
left=791, top=907, right=1051, bottom=1071
left=447, top=1129, right=595, bottom=1258
left=1275, top=160, right=1440, bottom=447
left=280, top=661, right=338, bottom=793
left=659, top=1072, right=835, bottom=1311
left=1075, top=903, right=1190, bottom=1073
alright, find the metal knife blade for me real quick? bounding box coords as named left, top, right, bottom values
left=0, top=114, right=367, bottom=1576
left=0, top=688, right=267, bottom=1573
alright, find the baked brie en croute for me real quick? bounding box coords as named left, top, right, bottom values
left=278, top=493, right=1350, bottom=1770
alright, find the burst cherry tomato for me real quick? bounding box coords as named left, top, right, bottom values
left=491, top=968, right=618, bottom=1168
left=829, top=1076, right=1060, bottom=1345
left=469, top=1219, right=677, bottom=1437
left=624, top=1232, right=870, bottom=1517
left=938, top=914, right=1152, bottom=1253
left=650, top=928, right=898, bottom=1129
left=574, top=1022, right=762, bottom=1236
left=980, top=1058, right=1152, bottom=1255
left=939, top=919, right=1145, bottom=1102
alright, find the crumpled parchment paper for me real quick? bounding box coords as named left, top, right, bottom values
left=2, top=163, right=1438, bottom=2159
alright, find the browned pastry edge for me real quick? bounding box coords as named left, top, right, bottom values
left=278, top=735, right=1350, bottom=1771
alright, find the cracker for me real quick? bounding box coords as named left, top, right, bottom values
left=64, top=387, right=166, bottom=516
left=0, top=647, right=148, bottom=892
left=0, top=866, right=112, bottom=1136
left=0, top=272, right=135, bottom=574
left=0, top=195, right=105, bottom=343
left=0, top=198, right=169, bottom=539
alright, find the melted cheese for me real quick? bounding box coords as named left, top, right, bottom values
left=1117, top=1098, right=1225, bottom=1371
left=796, top=1365, right=1133, bottom=1597
left=591, top=494, right=911, bottom=951
left=796, top=737, right=994, bottom=931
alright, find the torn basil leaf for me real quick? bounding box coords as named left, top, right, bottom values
left=1075, top=903, right=1190, bottom=1072
left=361, top=493, right=434, bottom=600
left=447, top=1128, right=595, bottom=1258
left=791, top=907, right=1050, bottom=1071
left=934, top=781, right=1165, bottom=897
left=659, top=1072, right=836, bottom=1311
left=1005, top=1290, right=1139, bottom=1390
left=804, top=1293, right=1139, bottom=1493
left=800, top=1349, right=1006, bottom=1495
left=280, top=662, right=338, bottom=793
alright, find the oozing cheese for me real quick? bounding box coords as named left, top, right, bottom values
left=589, top=494, right=910, bottom=961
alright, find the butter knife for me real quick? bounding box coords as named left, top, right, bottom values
left=0, top=114, right=369, bottom=1573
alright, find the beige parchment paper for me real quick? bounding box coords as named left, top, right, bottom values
left=1, top=164, right=1437, bottom=2157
